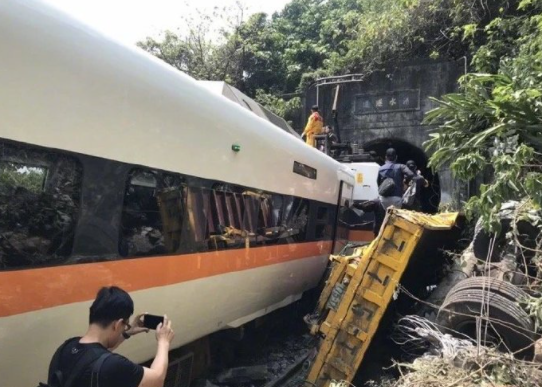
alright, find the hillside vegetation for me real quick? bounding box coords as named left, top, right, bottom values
left=138, top=0, right=542, bottom=228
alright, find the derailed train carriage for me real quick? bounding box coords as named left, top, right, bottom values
left=0, top=1, right=355, bottom=386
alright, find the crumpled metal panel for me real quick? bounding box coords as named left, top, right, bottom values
left=306, top=209, right=461, bottom=386
left=393, top=209, right=459, bottom=230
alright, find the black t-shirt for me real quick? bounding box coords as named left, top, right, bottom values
left=50, top=338, right=144, bottom=387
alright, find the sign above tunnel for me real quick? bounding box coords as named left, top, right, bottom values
left=355, top=89, right=420, bottom=115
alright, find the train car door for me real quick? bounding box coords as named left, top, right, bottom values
left=332, top=180, right=354, bottom=253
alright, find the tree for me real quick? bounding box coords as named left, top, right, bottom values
left=137, top=0, right=528, bottom=126
left=425, top=0, right=542, bottom=230
left=137, top=3, right=249, bottom=87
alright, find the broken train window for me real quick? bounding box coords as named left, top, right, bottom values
left=206, top=184, right=247, bottom=248
left=281, top=196, right=310, bottom=242
left=187, top=184, right=311, bottom=248
left=258, top=194, right=285, bottom=241
left=315, top=205, right=330, bottom=240
left=0, top=140, right=82, bottom=269
left=189, top=185, right=276, bottom=247
left=120, top=169, right=185, bottom=257
left=187, top=186, right=213, bottom=243
left=270, top=195, right=283, bottom=228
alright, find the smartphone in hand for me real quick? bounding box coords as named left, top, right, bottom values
left=143, top=314, right=164, bottom=330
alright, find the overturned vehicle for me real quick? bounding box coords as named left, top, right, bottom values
left=304, top=202, right=542, bottom=386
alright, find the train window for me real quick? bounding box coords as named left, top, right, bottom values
left=315, top=206, right=329, bottom=239
left=293, top=161, right=317, bottom=180
left=258, top=192, right=286, bottom=232
left=242, top=193, right=260, bottom=235
left=188, top=186, right=313, bottom=247
left=270, top=195, right=283, bottom=227
left=282, top=196, right=309, bottom=242
left=0, top=162, right=47, bottom=193
left=315, top=225, right=327, bottom=239
left=0, top=141, right=82, bottom=269
left=210, top=184, right=244, bottom=231
left=187, top=186, right=212, bottom=242
left=204, top=184, right=247, bottom=249
left=317, top=206, right=328, bottom=221
left=120, top=169, right=184, bottom=257
left=257, top=194, right=287, bottom=242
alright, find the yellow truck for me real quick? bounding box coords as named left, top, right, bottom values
left=305, top=209, right=463, bottom=386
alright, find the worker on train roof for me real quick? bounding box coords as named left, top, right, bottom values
left=302, top=105, right=324, bottom=148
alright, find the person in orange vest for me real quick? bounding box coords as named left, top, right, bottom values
left=302, top=105, right=323, bottom=147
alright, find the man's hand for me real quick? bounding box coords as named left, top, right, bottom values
left=126, top=313, right=150, bottom=336
left=139, top=315, right=175, bottom=387
left=156, top=315, right=174, bottom=345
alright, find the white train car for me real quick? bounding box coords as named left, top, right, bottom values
left=0, top=0, right=354, bottom=386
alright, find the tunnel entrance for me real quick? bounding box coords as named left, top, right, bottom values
left=364, top=138, right=441, bottom=213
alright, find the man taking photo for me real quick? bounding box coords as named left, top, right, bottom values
left=45, top=286, right=174, bottom=387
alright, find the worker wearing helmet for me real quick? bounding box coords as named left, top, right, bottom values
left=302, top=105, right=324, bottom=147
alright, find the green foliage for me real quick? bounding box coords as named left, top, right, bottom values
left=136, top=0, right=542, bottom=232
left=0, top=162, right=45, bottom=194
left=254, top=90, right=301, bottom=121
left=138, top=0, right=520, bottom=122
left=462, top=23, right=478, bottom=40
left=522, top=295, right=542, bottom=332
left=137, top=4, right=252, bottom=88
left=425, top=0, right=542, bottom=230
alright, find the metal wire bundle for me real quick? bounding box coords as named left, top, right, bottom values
left=389, top=315, right=542, bottom=387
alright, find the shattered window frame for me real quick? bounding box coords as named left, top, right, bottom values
left=119, top=168, right=185, bottom=257
left=315, top=205, right=330, bottom=240
left=187, top=186, right=212, bottom=243
left=270, top=195, right=284, bottom=228
left=0, top=140, right=83, bottom=270
left=281, top=196, right=310, bottom=242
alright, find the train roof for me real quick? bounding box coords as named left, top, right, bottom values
left=198, top=81, right=301, bottom=138
left=0, top=0, right=353, bottom=204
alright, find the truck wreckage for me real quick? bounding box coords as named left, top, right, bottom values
left=198, top=204, right=542, bottom=387
left=304, top=209, right=464, bottom=386
left=301, top=203, right=542, bottom=387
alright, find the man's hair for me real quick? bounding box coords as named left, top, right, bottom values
left=406, top=160, right=417, bottom=170
left=311, top=105, right=319, bottom=111
left=89, top=286, right=134, bottom=327
left=385, top=148, right=397, bottom=161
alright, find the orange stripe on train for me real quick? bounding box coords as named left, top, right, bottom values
left=0, top=241, right=332, bottom=317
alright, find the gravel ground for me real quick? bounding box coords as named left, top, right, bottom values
left=193, top=318, right=317, bottom=387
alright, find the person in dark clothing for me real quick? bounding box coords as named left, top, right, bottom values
left=377, top=148, right=415, bottom=209
left=47, top=286, right=175, bottom=387
left=403, top=160, right=429, bottom=211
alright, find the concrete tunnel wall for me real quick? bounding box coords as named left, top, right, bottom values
left=304, top=60, right=466, bottom=208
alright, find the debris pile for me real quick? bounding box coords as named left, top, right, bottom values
left=375, top=201, right=542, bottom=387
left=387, top=315, right=542, bottom=387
